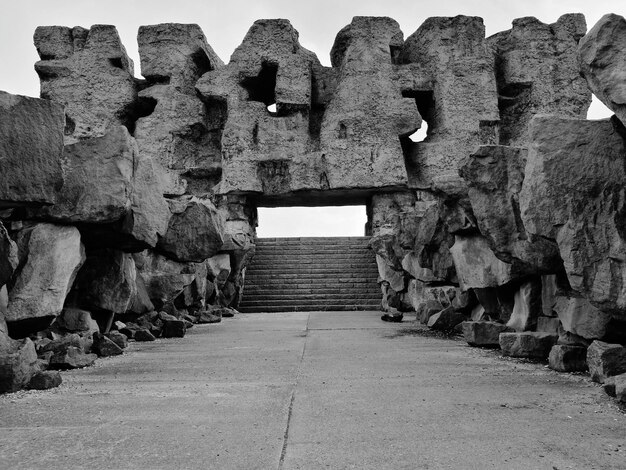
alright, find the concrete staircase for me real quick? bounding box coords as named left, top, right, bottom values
left=238, top=237, right=381, bottom=313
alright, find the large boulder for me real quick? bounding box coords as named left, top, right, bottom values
left=72, top=249, right=138, bottom=314
left=579, top=14, right=626, bottom=127
left=520, top=116, right=626, bottom=320
left=157, top=197, right=224, bottom=263
left=0, top=91, right=64, bottom=207
left=6, top=224, right=85, bottom=337
left=133, top=250, right=205, bottom=310
left=31, top=126, right=134, bottom=223
left=449, top=234, right=514, bottom=290
left=459, top=145, right=562, bottom=274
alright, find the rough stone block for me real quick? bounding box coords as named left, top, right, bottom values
left=499, top=332, right=558, bottom=359
left=586, top=340, right=626, bottom=384
left=548, top=345, right=588, bottom=372
left=462, top=321, right=510, bottom=348
left=0, top=338, right=38, bottom=393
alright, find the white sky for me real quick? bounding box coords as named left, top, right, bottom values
left=1, top=0, right=623, bottom=237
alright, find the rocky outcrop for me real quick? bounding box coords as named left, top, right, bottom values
left=401, top=15, right=499, bottom=194
left=579, top=14, right=626, bottom=127
left=34, top=25, right=137, bottom=143
left=488, top=14, right=590, bottom=146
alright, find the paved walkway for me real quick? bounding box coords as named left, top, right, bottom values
left=0, top=311, right=624, bottom=469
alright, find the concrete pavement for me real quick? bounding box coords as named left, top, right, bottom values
left=0, top=311, right=624, bottom=469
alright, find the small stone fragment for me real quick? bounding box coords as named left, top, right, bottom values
left=92, top=332, right=123, bottom=357
left=49, top=346, right=97, bottom=370
left=134, top=328, right=156, bottom=342
left=106, top=331, right=128, bottom=349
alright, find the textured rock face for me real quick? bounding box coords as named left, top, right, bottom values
left=520, top=116, right=626, bottom=319
left=499, top=332, right=558, bottom=359
left=135, top=23, right=224, bottom=196
left=157, top=197, right=224, bottom=262
left=34, top=25, right=137, bottom=143
left=488, top=14, right=590, bottom=146
left=460, top=145, right=561, bottom=274
left=0, top=91, right=64, bottom=207
left=579, top=14, right=626, bottom=127
left=462, top=321, right=510, bottom=347
left=6, top=224, right=85, bottom=335
left=196, top=17, right=416, bottom=199
left=587, top=341, right=626, bottom=383
left=32, top=126, right=134, bottom=223
left=450, top=235, right=513, bottom=290
left=401, top=15, right=499, bottom=194
left=73, top=249, right=138, bottom=314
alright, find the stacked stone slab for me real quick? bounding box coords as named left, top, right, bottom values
left=239, top=237, right=380, bottom=313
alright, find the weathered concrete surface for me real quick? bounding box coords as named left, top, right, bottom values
left=1, top=311, right=624, bottom=469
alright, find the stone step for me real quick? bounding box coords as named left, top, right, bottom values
left=242, top=292, right=381, bottom=301
left=251, top=253, right=375, bottom=261
left=237, top=305, right=380, bottom=313
left=247, top=268, right=378, bottom=276
left=238, top=298, right=381, bottom=307
left=245, top=279, right=379, bottom=288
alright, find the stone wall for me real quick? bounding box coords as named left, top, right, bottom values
left=1, top=13, right=626, bottom=402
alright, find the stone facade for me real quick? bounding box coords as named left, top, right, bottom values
left=0, top=13, right=625, bottom=401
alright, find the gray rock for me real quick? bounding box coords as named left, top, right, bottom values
left=427, top=306, right=466, bottom=331
left=92, top=332, right=123, bottom=357
left=554, top=296, right=612, bottom=340
left=401, top=15, right=499, bottom=194
left=586, top=340, right=626, bottom=384
left=615, top=374, right=626, bottom=403
left=0, top=222, right=18, bottom=288
left=0, top=337, right=38, bottom=393
left=488, top=14, right=590, bottom=146
left=462, top=321, right=510, bottom=348
left=157, top=197, right=225, bottom=262
left=548, top=345, right=588, bottom=372
left=133, top=328, right=156, bottom=342
left=55, top=308, right=99, bottom=334
left=0, top=91, right=64, bottom=206
left=6, top=224, right=85, bottom=336
left=499, top=332, right=558, bottom=359
left=450, top=234, right=513, bottom=289
left=73, top=249, right=137, bottom=314
left=28, top=370, right=62, bottom=390
left=520, top=116, right=626, bottom=320
left=506, top=280, right=541, bottom=332
left=105, top=331, right=128, bottom=349
left=579, top=14, right=626, bottom=127
left=49, top=346, right=97, bottom=370
left=460, top=145, right=562, bottom=274
left=34, top=25, right=137, bottom=143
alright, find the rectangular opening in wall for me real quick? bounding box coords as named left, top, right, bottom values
left=256, top=205, right=367, bottom=238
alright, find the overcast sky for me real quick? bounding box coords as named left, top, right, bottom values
left=1, top=1, right=623, bottom=237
